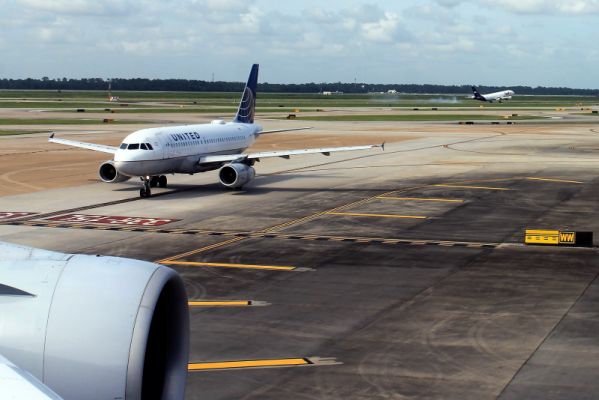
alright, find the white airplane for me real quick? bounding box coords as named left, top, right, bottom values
left=50, top=64, right=383, bottom=198
left=0, top=241, right=189, bottom=399
left=470, top=86, right=515, bottom=103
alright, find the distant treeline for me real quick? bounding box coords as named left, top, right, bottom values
left=1, top=77, right=598, bottom=96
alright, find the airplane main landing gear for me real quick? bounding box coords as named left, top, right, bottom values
left=158, top=175, right=167, bottom=188
left=140, top=176, right=152, bottom=198
left=149, top=175, right=167, bottom=189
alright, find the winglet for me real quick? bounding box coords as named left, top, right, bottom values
left=381, top=141, right=385, bottom=151
left=49, top=132, right=55, bottom=139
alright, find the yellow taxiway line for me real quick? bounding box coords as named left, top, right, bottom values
left=188, top=358, right=309, bottom=371
left=188, top=300, right=251, bottom=307
left=377, top=196, right=464, bottom=203
left=156, top=237, right=245, bottom=263
left=433, top=184, right=513, bottom=191
left=525, top=177, right=583, bottom=184
left=162, top=260, right=296, bottom=271
left=326, top=211, right=427, bottom=219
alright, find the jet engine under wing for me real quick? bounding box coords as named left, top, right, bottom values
left=48, top=133, right=118, bottom=154
left=199, top=144, right=382, bottom=164
left=0, top=241, right=189, bottom=400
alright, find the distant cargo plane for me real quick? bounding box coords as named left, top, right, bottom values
left=470, top=86, right=515, bottom=103
left=50, top=64, right=383, bottom=198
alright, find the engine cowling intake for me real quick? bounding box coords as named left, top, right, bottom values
left=0, top=242, right=189, bottom=400
left=219, top=163, right=255, bottom=189
left=99, top=160, right=130, bottom=183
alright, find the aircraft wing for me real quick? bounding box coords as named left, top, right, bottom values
left=259, top=127, right=312, bottom=134
left=0, top=354, right=63, bottom=399
left=199, top=143, right=383, bottom=164
left=48, top=134, right=118, bottom=154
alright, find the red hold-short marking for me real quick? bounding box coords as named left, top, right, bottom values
left=46, top=214, right=179, bottom=226
left=0, top=212, right=37, bottom=220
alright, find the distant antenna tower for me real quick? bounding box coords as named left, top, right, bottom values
left=107, top=79, right=112, bottom=100
left=211, top=73, right=214, bottom=83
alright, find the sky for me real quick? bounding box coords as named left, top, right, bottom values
left=1, top=0, right=598, bottom=88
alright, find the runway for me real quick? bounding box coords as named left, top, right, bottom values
left=2, top=121, right=599, bottom=399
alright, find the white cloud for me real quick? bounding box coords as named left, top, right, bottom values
left=17, top=0, right=135, bottom=16
left=484, top=0, right=599, bottom=14
left=360, top=12, right=402, bottom=43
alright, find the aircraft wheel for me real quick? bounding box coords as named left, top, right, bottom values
left=140, top=187, right=151, bottom=198
left=150, top=176, right=159, bottom=187
left=158, top=175, right=167, bottom=188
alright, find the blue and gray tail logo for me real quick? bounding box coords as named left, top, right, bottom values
left=234, top=64, right=259, bottom=124
left=471, top=86, right=484, bottom=100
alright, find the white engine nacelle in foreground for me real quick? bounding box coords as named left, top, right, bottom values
left=0, top=242, right=189, bottom=400
left=99, top=160, right=131, bottom=183
left=219, top=163, right=255, bottom=189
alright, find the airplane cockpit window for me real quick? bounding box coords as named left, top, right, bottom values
left=140, top=143, right=148, bottom=150
left=119, top=143, right=128, bottom=149
left=146, top=143, right=154, bottom=150
left=128, top=143, right=140, bottom=150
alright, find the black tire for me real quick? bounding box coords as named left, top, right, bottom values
left=158, top=175, right=167, bottom=188
left=140, top=187, right=151, bottom=198
left=150, top=176, right=159, bottom=187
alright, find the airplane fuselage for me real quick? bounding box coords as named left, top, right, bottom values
left=114, top=121, right=261, bottom=177
left=476, top=90, right=515, bottom=102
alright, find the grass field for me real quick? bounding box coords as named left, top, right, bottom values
left=0, top=129, right=52, bottom=136
left=1, top=90, right=597, bottom=109
left=0, top=118, right=147, bottom=125
left=285, top=114, right=546, bottom=122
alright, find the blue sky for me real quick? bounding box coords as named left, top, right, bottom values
left=1, top=0, right=598, bottom=88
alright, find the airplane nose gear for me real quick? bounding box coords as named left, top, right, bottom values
left=140, top=176, right=152, bottom=198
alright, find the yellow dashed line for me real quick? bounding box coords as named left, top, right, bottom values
left=433, top=184, right=513, bottom=191
left=157, top=237, right=246, bottom=263
left=326, top=212, right=427, bottom=219
left=188, top=300, right=251, bottom=307
left=162, top=260, right=296, bottom=271
left=188, top=358, right=309, bottom=371
left=526, top=177, right=583, bottom=184
left=377, top=196, right=464, bottom=203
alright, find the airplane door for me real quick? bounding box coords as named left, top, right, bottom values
left=155, top=133, right=167, bottom=159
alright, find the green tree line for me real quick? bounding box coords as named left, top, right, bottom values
left=0, top=77, right=598, bottom=96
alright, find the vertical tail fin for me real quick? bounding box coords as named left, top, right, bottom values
left=233, top=64, right=259, bottom=123
left=471, top=86, right=484, bottom=100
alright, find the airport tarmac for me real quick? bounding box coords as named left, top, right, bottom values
left=2, top=120, right=599, bottom=399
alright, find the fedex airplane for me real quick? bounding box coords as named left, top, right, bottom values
left=50, top=64, right=382, bottom=198
left=470, top=86, right=515, bottom=103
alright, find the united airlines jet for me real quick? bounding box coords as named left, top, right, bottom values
left=50, top=64, right=382, bottom=198
left=470, top=86, right=515, bottom=103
